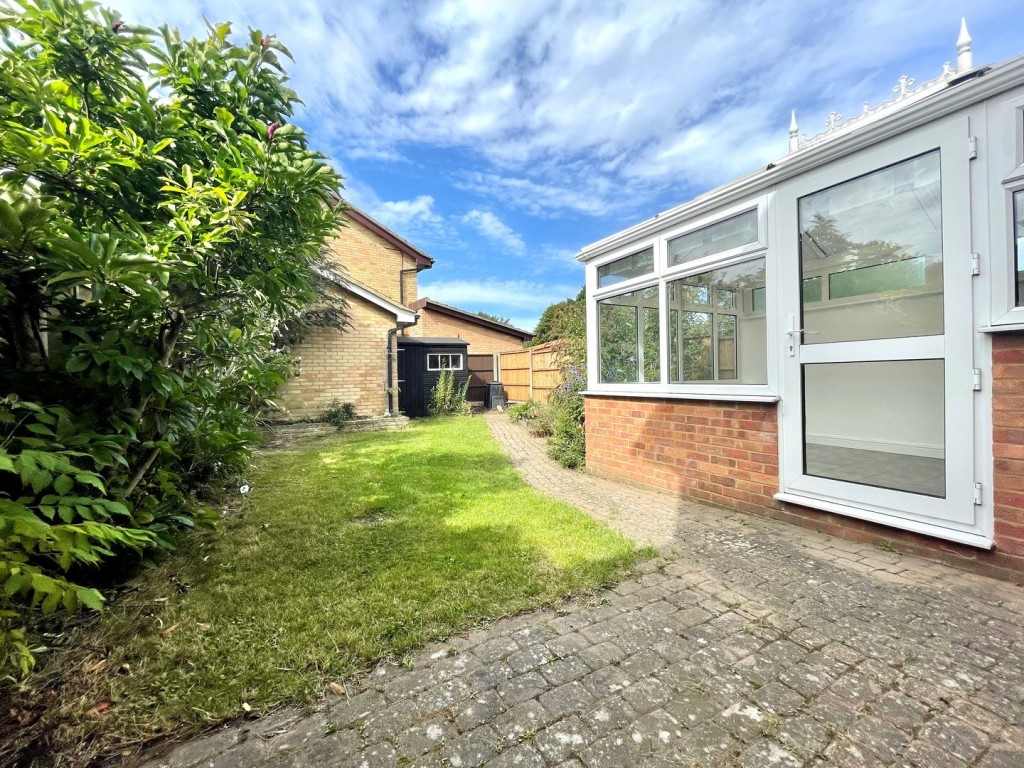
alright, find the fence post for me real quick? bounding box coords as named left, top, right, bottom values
left=528, top=348, right=534, bottom=401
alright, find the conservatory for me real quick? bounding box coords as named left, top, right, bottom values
left=578, top=23, right=1024, bottom=569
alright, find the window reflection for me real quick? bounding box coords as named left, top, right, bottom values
left=799, top=152, right=943, bottom=343
left=598, top=286, right=660, bottom=383
left=667, top=258, right=766, bottom=383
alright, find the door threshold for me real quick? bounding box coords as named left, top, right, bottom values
left=773, top=492, right=993, bottom=550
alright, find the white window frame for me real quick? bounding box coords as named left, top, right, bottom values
left=585, top=194, right=778, bottom=401
left=984, top=86, right=1024, bottom=331
left=661, top=200, right=767, bottom=276
left=427, top=353, right=463, bottom=371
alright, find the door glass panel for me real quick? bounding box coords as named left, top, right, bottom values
left=799, top=152, right=943, bottom=343
left=803, top=360, right=945, bottom=497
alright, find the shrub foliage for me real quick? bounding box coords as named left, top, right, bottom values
left=429, top=370, right=470, bottom=416
left=0, top=0, right=344, bottom=677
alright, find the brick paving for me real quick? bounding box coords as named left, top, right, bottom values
left=146, top=413, right=1024, bottom=767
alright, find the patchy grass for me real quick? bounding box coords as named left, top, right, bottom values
left=13, top=416, right=644, bottom=763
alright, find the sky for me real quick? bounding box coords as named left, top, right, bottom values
left=105, top=0, right=1024, bottom=332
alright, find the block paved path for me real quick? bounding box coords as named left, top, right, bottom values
left=146, top=413, right=1024, bottom=768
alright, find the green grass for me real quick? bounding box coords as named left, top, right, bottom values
left=26, top=416, right=643, bottom=760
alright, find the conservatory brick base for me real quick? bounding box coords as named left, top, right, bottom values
left=585, top=389, right=1024, bottom=582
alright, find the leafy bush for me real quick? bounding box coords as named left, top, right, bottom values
left=429, top=371, right=470, bottom=416
left=547, top=365, right=586, bottom=468
left=0, top=0, right=344, bottom=677
left=322, top=400, right=356, bottom=426
left=506, top=401, right=536, bottom=422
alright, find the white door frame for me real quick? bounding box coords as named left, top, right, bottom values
left=774, top=114, right=992, bottom=548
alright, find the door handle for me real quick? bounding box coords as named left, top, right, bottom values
left=786, top=315, right=820, bottom=357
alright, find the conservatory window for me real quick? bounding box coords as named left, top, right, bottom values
left=668, top=209, right=758, bottom=266
left=597, top=246, right=654, bottom=288
left=597, top=286, right=660, bottom=383
left=666, top=258, right=767, bottom=383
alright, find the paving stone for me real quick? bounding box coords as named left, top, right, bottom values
left=539, top=680, right=596, bottom=719
left=442, top=724, right=503, bottom=768
left=737, top=739, right=803, bottom=768
left=538, top=656, right=592, bottom=687
left=492, top=699, right=551, bottom=744
left=485, top=741, right=546, bottom=768
left=496, top=671, right=548, bottom=707
left=455, top=689, right=505, bottom=731
left=919, top=714, right=990, bottom=762
left=532, top=716, right=593, bottom=764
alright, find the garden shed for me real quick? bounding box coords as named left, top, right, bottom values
left=397, top=337, right=470, bottom=417
left=577, top=22, right=1024, bottom=574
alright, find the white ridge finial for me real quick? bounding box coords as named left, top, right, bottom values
left=788, top=110, right=799, bottom=153
left=957, top=17, right=972, bottom=73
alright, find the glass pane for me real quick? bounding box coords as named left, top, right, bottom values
left=598, top=304, right=637, bottom=383
left=803, top=360, right=945, bottom=497
left=597, top=247, right=654, bottom=288
left=682, top=312, right=713, bottom=380
left=668, top=209, right=758, bottom=266
left=597, top=286, right=660, bottom=383
left=752, top=287, right=766, bottom=313
left=643, top=307, right=660, bottom=382
left=717, top=314, right=737, bottom=380
left=799, top=152, right=943, bottom=343
left=670, top=309, right=679, bottom=381
left=1015, top=190, right=1024, bottom=306
left=668, top=258, right=767, bottom=383
left=802, top=276, right=822, bottom=303
left=829, top=257, right=926, bottom=299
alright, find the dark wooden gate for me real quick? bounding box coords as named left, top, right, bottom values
left=466, top=354, right=495, bottom=403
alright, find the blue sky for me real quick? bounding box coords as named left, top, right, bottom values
left=107, top=0, right=1024, bottom=331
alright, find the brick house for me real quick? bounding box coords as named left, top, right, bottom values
left=407, top=298, right=533, bottom=354
left=275, top=207, right=432, bottom=419
left=577, top=24, right=1024, bottom=576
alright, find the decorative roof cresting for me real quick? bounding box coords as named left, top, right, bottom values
left=788, top=18, right=974, bottom=154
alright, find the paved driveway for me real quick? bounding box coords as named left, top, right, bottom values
left=148, top=414, right=1024, bottom=768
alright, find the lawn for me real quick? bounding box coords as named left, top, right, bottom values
left=21, top=416, right=643, bottom=761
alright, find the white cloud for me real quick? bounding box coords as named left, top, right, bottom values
left=460, top=210, right=525, bottom=254
left=418, top=278, right=578, bottom=313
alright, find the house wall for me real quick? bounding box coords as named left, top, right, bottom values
left=324, top=220, right=419, bottom=305
left=276, top=292, right=394, bottom=419
left=585, top=389, right=1024, bottom=579
left=994, top=333, right=1024, bottom=558
left=406, top=310, right=527, bottom=355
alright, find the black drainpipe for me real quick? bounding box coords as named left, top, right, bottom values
left=386, top=318, right=417, bottom=415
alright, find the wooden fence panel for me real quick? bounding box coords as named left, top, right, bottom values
left=498, top=344, right=564, bottom=403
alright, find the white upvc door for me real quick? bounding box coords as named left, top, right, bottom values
left=776, top=115, right=990, bottom=547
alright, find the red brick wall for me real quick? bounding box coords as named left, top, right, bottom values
left=994, top=333, right=1024, bottom=557
left=584, top=396, right=778, bottom=514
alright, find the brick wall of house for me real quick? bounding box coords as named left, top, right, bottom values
left=406, top=310, right=528, bottom=355
left=324, top=220, right=418, bottom=305
left=584, top=396, right=779, bottom=513
left=993, top=333, right=1024, bottom=558
left=276, top=292, right=394, bottom=419
left=585, top=393, right=1024, bottom=579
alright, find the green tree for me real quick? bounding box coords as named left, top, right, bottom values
left=475, top=310, right=513, bottom=325
left=0, top=0, right=344, bottom=675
